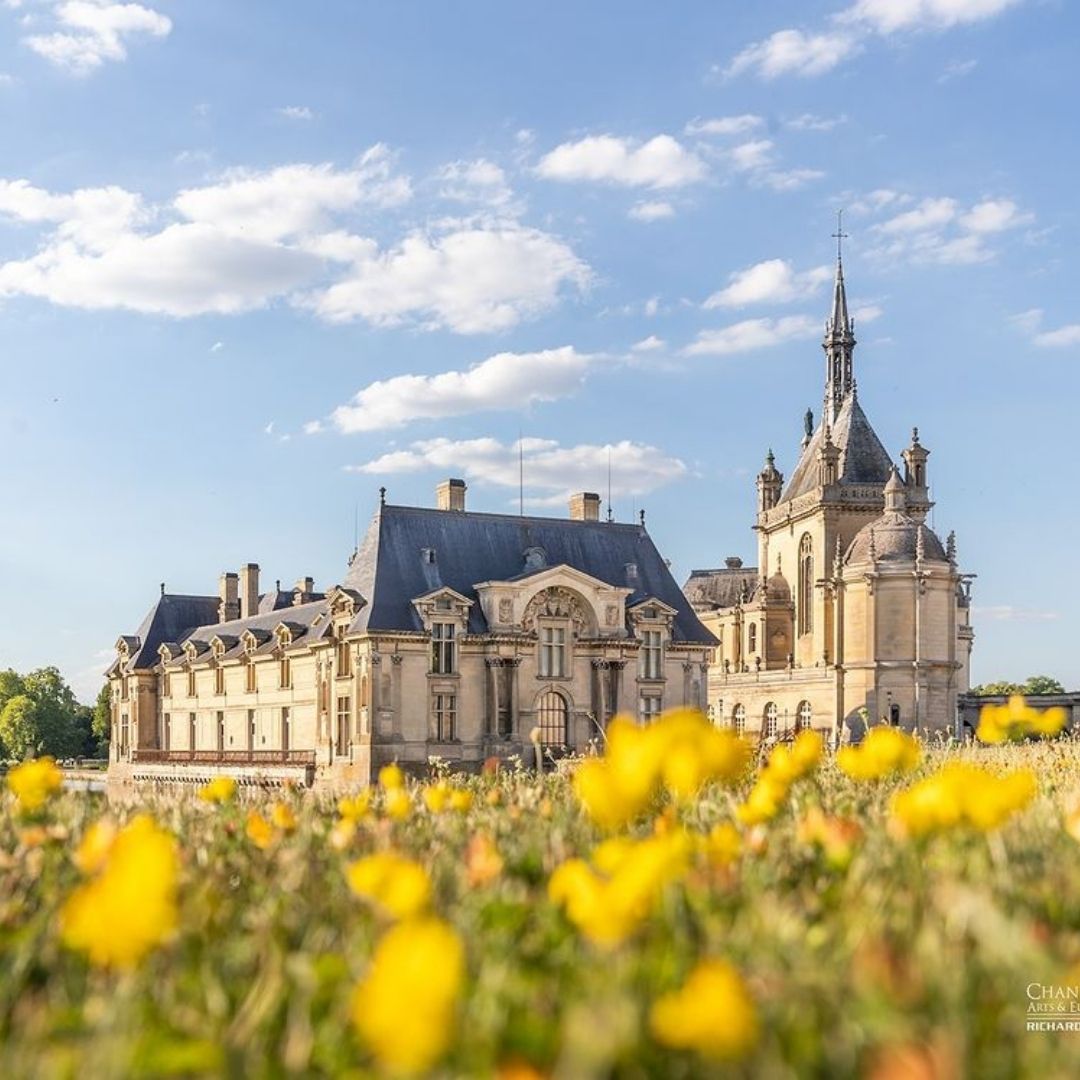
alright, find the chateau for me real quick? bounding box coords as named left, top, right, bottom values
left=107, top=485, right=716, bottom=790
left=106, top=246, right=974, bottom=789
left=684, top=249, right=974, bottom=741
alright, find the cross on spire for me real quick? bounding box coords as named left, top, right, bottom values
left=832, top=208, right=848, bottom=265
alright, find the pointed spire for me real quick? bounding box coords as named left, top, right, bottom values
left=823, top=210, right=856, bottom=424
left=883, top=465, right=906, bottom=513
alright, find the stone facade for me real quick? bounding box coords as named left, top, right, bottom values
left=684, top=254, right=974, bottom=743
left=107, top=493, right=715, bottom=791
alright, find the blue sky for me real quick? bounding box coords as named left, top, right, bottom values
left=0, top=0, right=1076, bottom=701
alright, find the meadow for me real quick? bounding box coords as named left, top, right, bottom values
left=4, top=704, right=1080, bottom=1079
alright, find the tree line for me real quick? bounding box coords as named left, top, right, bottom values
left=0, top=668, right=109, bottom=761
left=968, top=675, right=1066, bottom=697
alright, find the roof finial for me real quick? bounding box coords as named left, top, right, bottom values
left=379, top=486, right=386, bottom=506
left=832, top=208, right=848, bottom=266
left=639, top=508, right=646, bottom=527
left=160, top=582, right=165, bottom=596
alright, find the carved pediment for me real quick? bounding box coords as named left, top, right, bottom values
left=522, top=587, right=592, bottom=635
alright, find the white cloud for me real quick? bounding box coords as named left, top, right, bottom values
left=684, top=315, right=820, bottom=356
left=847, top=189, right=913, bottom=215
left=684, top=114, right=763, bottom=137
left=938, top=57, right=977, bottom=82
left=971, top=604, right=1059, bottom=622
left=704, top=259, right=831, bottom=309
left=729, top=139, right=775, bottom=172
left=631, top=335, right=665, bottom=352
left=307, top=223, right=590, bottom=333
left=263, top=421, right=274, bottom=435
left=303, top=419, right=324, bottom=435
left=853, top=303, right=884, bottom=324
left=209, top=340, right=223, bottom=353
left=1033, top=324, right=1080, bottom=348
left=628, top=200, right=674, bottom=222
left=1008, top=308, right=1042, bottom=335
left=24, top=1, right=172, bottom=75
left=348, top=436, right=687, bottom=502
left=841, top=0, right=1023, bottom=34
left=876, top=197, right=958, bottom=235
left=536, top=134, right=706, bottom=189
left=728, top=0, right=1020, bottom=81
left=0, top=152, right=588, bottom=330
left=327, top=347, right=599, bottom=433
left=755, top=167, right=826, bottom=191
left=726, top=28, right=860, bottom=79
left=278, top=105, right=314, bottom=121
left=958, top=198, right=1033, bottom=233
left=435, top=158, right=514, bottom=209
left=784, top=113, right=848, bottom=131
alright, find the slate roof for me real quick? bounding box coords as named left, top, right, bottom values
left=780, top=393, right=896, bottom=504
left=682, top=566, right=761, bottom=612
left=343, top=504, right=716, bottom=645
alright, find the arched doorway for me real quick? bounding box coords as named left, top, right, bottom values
left=536, top=690, right=568, bottom=747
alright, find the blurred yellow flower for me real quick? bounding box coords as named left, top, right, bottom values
left=465, top=834, right=504, bottom=889
left=423, top=781, right=451, bottom=813
left=197, top=776, right=237, bottom=804
left=891, top=764, right=1037, bottom=838
left=838, top=727, right=921, bottom=781
left=384, top=788, right=412, bottom=821
left=338, top=791, right=372, bottom=822
left=977, top=695, right=1067, bottom=744
left=737, top=776, right=789, bottom=825
left=351, top=917, right=464, bottom=1075
left=7, top=757, right=62, bottom=813
left=329, top=818, right=356, bottom=852
left=61, top=814, right=178, bottom=969
left=379, top=763, right=405, bottom=791
left=245, top=810, right=275, bottom=850
left=448, top=789, right=473, bottom=813
left=74, top=818, right=118, bottom=875
left=270, top=802, right=297, bottom=832
left=649, top=959, right=758, bottom=1060
left=347, top=851, right=431, bottom=920
left=702, top=822, right=742, bottom=867
left=797, top=808, right=863, bottom=870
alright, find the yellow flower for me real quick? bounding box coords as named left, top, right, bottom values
left=379, top=763, right=405, bottom=791
left=338, top=791, right=372, bottom=822
left=649, top=959, right=758, bottom=1060
left=351, top=917, right=464, bottom=1075
left=245, top=810, right=275, bottom=849
left=347, top=851, right=431, bottom=920
left=702, top=822, right=742, bottom=867
left=384, top=788, right=412, bottom=821
left=797, top=808, right=863, bottom=870
left=329, top=818, right=356, bottom=852
left=448, top=789, right=473, bottom=813
left=977, top=695, right=1067, bottom=744
left=548, top=832, right=689, bottom=948
left=891, top=764, right=1037, bottom=838
left=197, top=776, right=237, bottom=804
left=270, top=802, right=297, bottom=832
left=737, top=775, right=790, bottom=825
left=423, top=781, right=451, bottom=813
left=465, top=834, right=504, bottom=888
left=73, top=818, right=118, bottom=874
left=837, top=727, right=921, bottom=781
left=653, top=709, right=751, bottom=801
left=7, top=757, right=62, bottom=813
left=60, top=814, right=178, bottom=969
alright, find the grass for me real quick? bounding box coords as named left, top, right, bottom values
left=4, top=736, right=1080, bottom=1078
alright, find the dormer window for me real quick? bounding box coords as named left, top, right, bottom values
left=539, top=625, right=567, bottom=678
left=431, top=622, right=456, bottom=674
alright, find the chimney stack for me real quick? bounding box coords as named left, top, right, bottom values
left=293, top=576, right=315, bottom=606
left=218, top=572, right=239, bottom=623
left=436, top=478, right=467, bottom=512
left=240, top=563, right=260, bottom=619
left=725, top=556, right=744, bottom=570
left=569, top=492, right=600, bottom=521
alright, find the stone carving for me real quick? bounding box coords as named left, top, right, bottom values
left=498, top=598, right=513, bottom=623
left=522, top=587, right=591, bottom=635
left=604, top=604, right=619, bottom=627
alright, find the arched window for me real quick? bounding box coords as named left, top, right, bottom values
left=798, top=534, right=814, bottom=635
left=797, top=700, right=813, bottom=732
left=763, top=702, right=778, bottom=739
left=748, top=623, right=757, bottom=654
left=537, top=690, right=568, bottom=747
left=733, top=704, right=746, bottom=735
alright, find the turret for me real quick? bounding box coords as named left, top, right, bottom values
left=902, top=427, right=929, bottom=490
left=823, top=212, right=856, bottom=425
left=757, top=449, right=783, bottom=512
left=818, top=426, right=841, bottom=487
left=883, top=466, right=907, bottom=513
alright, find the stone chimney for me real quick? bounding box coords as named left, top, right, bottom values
left=218, top=572, right=239, bottom=623
left=240, top=563, right=260, bottom=619
left=725, top=556, right=744, bottom=570
left=293, top=576, right=315, bottom=606
left=436, top=478, right=467, bottom=512
left=569, top=492, right=600, bottom=521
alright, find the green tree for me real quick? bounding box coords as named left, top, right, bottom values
left=0, top=694, right=38, bottom=760
left=21, top=667, right=77, bottom=757
left=970, top=675, right=1067, bottom=697
left=92, top=682, right=112, bottom=756
left=1023, top=675, right=1066, bottom=696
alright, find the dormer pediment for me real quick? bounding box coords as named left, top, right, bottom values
left=327, top=585, right=367, bottom=617
left=628, top=596, right=678, bottom=630
left=411, top=586, right=473, bottom=631
left=116, top=635, right=140, bottom=658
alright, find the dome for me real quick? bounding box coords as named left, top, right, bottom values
left=845, top=511, right=948, bottom=566
left=765, top=571, right=791, bottom=601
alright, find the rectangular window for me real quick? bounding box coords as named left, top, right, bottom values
left=337, top=640, right=353, bottom=678
left=188, top=711, right=197, bottom=750
left=539, top=626, right=567, bottom=678
left=248, top=708, right=256, bottom=752
left=163, top=713, right=171, bottom=751
left=640, top=630, right=663, bottom=680
left=215, top=666, right=225, bottom=695
left=336, top=695, right=350, bottom=754
left=121, top=676, right=129, bottom=701
left=187, top=669, right=196, bottom=698
left=163, top=672, right=171, bottom=698
left=639, top=695, right=662, bottom=724
left=216, top=711, right=225, bottom=753
left=431, top=622, right=456, bottom=674
left=279, top=656, right=291, bottom=690
left=245, top=661, right=256, bottom=693
left=433, top=693, right=457, bottom=741
left=281, top=707, right=291, bottom=752
left=120, top=713, right=129, bottom=754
